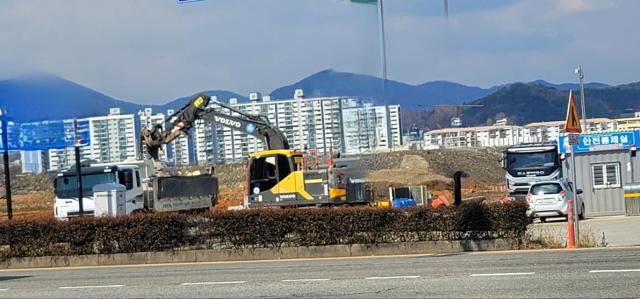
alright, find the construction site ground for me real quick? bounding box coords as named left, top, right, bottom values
left=0, top=148, right=507, bottom=219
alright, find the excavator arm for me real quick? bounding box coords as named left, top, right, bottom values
left=141, top=94, right=289, bottom=161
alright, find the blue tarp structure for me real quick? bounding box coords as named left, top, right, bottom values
left=0, top=119, right=90, bottom=151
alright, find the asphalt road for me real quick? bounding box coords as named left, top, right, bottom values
left=1, top=248, right=640, bottom=298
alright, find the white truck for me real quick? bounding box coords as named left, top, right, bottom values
left=53, top=160, right=218, bottom=218
left=501, top=142, right=563, bottom=200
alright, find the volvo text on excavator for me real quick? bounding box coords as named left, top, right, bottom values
left=140, top=94, right=348, bottom=208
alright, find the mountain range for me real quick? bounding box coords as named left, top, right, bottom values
left=0, top=69, right=635, bottom=131
left=406, top=82, right=640, bottom=130
left=0, top=69, right=498, bottom=122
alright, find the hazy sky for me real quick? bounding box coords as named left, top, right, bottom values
left=0, top=0, right=636, bottom=104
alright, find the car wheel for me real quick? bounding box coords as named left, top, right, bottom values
left=579, top=203, right=585, bottom=220
left=540, top=217, right=547, bottom=223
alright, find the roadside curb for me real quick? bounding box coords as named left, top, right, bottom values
left=0, top=239, right=515, bottom=270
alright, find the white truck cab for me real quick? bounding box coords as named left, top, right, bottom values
left=53, top=164, right=144, bottom=219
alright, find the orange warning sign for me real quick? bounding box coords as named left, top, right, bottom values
left=565, top=90, right=582, bottom=133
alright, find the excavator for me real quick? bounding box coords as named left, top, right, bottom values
left=141, top=94, right=348, bottom=208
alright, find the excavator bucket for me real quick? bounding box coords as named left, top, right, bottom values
left=140, top=94, right=210, bottom=160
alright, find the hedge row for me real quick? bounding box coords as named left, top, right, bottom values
left=0, top=200, right=531, bottom=259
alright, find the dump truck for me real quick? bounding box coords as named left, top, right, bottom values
left=53, top=159, right=218, bottom=218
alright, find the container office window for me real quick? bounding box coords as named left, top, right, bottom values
left=592, top=163, right=621, bottom=189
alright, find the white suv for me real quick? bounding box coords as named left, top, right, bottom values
left=526, top=178, right=585, bottom=222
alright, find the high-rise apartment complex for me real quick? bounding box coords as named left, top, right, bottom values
left=47, top=108, right=136, bottom=171
left=20, top=90, right=403, bottom=171
left=191, top=90, right=403, bottom=164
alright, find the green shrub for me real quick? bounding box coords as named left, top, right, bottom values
left=0, top=201, right=531, bottom=259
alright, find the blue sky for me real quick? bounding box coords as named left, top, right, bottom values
left=0, top=0, right=636, bottom=104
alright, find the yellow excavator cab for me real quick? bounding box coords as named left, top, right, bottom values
left=246, top=149, right=346, bottom=208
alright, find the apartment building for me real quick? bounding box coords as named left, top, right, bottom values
left=21, top=90, right=404, bottom=169
left=616, top=111, right=640, bottom=130
left=47, top=108, right=136, bottom=171
left=342, top=100, right=378, bottom=154
left=191, top=90, right=403, bottom=164
left=20, top=150, right=49, bottom=174
left=524, top=118, right=616, bottom=143
left=424, top=125, right=525, bottom=148
left=423, top=118, right=619, bottom=149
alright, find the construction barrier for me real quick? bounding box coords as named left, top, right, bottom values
left=491, top=185, right=507, bottom=193
left=566, top=198, right=576, bottom=249
left=624, top=183, right=640, bottom=216
left=389, top=186, right=430, bottom=207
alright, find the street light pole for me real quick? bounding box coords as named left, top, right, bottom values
left=575, top=66, right=587, bottom=132
left=377, top=0, right=393, bottom=149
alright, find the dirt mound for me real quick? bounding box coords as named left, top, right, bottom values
left=400, top=155, right=429, bottom=169
left=361, top=148, right=505, bottom=202
left=359, top=148, right=504, bottom=185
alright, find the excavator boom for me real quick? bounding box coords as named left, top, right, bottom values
left=140, top=94, right=289, bottom=160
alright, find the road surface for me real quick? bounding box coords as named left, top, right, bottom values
left=1, top=247, right=639, bottom=298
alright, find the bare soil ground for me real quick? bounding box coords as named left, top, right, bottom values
left=2, top=148, right=507, bottom=217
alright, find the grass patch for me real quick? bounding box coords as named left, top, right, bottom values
left=523, top=225, right=608, bottom=249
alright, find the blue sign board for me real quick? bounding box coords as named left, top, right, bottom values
left=558, top=130, right=639, bottom=154
left=0, top=120, right=91, bottom=151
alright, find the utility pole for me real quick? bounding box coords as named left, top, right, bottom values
left=0, top=108, right=12, bottom=220
left=575, top=66, right=587, bottom=132
left=73, top=119, right=84, bottom=216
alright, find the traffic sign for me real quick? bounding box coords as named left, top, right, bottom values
left=0, top=119, right=91, bottom=151
left=558, top=131, right=639, bottom=154
left=567, top=134, right=580, bottom=145
left=565, top=90, right=582, bottom=133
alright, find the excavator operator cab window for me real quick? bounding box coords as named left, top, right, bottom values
left=277, top=155, right=292, bottom=181
left=249, top=155, right=277, bottom=194
left=249, top=154, right=294, bottom=195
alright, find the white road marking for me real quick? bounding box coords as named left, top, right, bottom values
left=181, top=281, right=247, bottom=286
left=0, top=289, right=8, bottom=291
left=364, top=275, right=420, bottom=280
left=282, top=278, right=331, bottom=282
left=589, top=269, right=640, bottom=273
left=471, top=272, right=535, bottom=277
left=58, top=285, right=125, bottom=289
